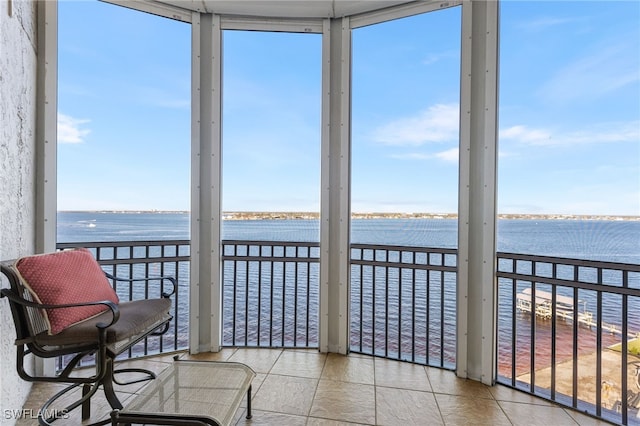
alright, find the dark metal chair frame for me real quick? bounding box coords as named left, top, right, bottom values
left=0, top=259, right=176, bottom=425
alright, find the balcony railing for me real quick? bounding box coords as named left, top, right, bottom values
left=221, top=240, right=320, bottom=347
left=219, top=241, right=458, bottom=369
left=350, top=244, right=457, bottom=369
left=57, top=240, right=191, bottom=364
left=56, top=240, right=640, bottom=425
left=497, top=252, right=640, bottom=426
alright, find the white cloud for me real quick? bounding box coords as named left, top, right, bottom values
left=435, top=148, right=459, bottom=163
left=500, top=121, right=640, bottom=147
left=539, top=40, right=640, bottom=103
left=422, top=50, right=458, bottom=66
left=390, top=147, right=459, bottom=164
left=560, top=121, right=640, bottom=146
left=390, top=153, right=431, bottom=160
left=517, top=16, right=579, bottom=32
left=500, top=125, right=552, bottom=145
left=372, top=103, right=459, bottom=146
left=58, top=113, right=90, bottom=144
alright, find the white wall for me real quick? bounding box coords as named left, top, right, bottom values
left=0, top=0, right=38, bottom=423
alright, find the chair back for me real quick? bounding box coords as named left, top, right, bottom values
left=0, top=260, right=51, bottom=349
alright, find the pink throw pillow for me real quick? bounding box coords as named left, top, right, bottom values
left=15, top=248, right=119, bottom=334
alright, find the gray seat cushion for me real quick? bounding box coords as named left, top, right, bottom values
left=35, top=298, right=172, bottom=355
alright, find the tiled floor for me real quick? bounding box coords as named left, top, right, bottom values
left=17, top=348, right=609, bottom=425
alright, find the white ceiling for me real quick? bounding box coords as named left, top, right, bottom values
left=156, top=0, right=418, bottom=19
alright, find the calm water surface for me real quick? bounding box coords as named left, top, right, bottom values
left=57, top=212, right=640, bottom=374
left=57, top=211, right=639, bottom=264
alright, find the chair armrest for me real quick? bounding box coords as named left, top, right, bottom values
left=0, top=288, right=120, bottom=329
left=104, top=273, right=177, bottom=298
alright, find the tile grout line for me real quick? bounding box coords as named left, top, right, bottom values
left=373, top=355, right=378, bottom=426
left=304, top=351, right=329, bottom=424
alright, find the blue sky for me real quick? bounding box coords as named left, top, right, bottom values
left=57, top=1, right=639, bottom=216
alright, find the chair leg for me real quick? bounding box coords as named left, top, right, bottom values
left=112, top=367, right=156, bottom=386
left=82, top=383, right=91, bottom=420
left=102, top=358, right=124, bottom=411
left=38, top=380, right=101, bottom=425
left=246, top=385, right=253, bottom=419
left=103, top=357, right=156, bottom=409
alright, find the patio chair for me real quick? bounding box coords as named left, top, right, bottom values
left=0, top=248, right=176, bottom=425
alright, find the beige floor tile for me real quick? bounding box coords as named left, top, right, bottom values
left=250, top=372, right=268, bottom=393
left=251, top=374, right=318, bottom=416
left=426, top=367, right=494, bottom=399
left=182, top=348, right=237, bottom=361
left=499, top=400, right=579, bottom=426
left=14, top=383, right=69, bottom=426
left=290, top=348, right=325, bottom=354
left=376, top=386, right=444, bottom=426
left=124, top=352, right=184, bottom=364
left=17, top=382, right=67, bottom=408
left=306, top=417, right=372, bottom=425
left=42, top=357, right=171, bottom=397
left=564, top=409, right=614, bottom=425
left=374, top=358, right=431, bottom=392
left=111, top=358, right=173, bottom=393
left=309, top=379, right=376, bottom=424
left=236, top=372, right=267, bottom=411
left=321, top=353, right=375, bottom=385
left=16, top=382, right=136, bottom=425
left=17, top=351, right=603, bottom=426
left=234, top=409, right=308, bottom=425
left=345, top=352, right=371, bottom=359
left=435, top=394, right=511, bottom=426
left=227, top=348, right=283, bottom=373
left=270, top=349, right=327, bottom=378
left=14, top=358, right=171, bottom=425
left=231, top=406, right=251, bottom=424
left=489, top=384, right=554, bottom=406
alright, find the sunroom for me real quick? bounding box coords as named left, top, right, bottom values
left=1, top=0, right=639, bottom=425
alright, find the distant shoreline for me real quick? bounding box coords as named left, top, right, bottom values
left=57, top=211, right=640, bottom=222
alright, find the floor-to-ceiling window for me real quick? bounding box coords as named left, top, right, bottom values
left=350, top=7, right=462, bottom=366
left=57, top=1, right=191, bottom=237
left=497, top=1, right=640, bottom=421
left=221, top=29, right=322, bottom=346
left=57, top=0, right=192, bottom=353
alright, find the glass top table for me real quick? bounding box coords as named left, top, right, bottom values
left=110, top=358, right=255, bottom=426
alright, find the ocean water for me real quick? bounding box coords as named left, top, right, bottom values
left=57, top=211, right=639, bottom=264
left=56, top=211, right=640, bottom=372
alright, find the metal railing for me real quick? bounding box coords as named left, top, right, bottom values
left=221, top=240, right=320, bottom=347
left=57, top=240, right=190, bottom=364
left=496, top=252, right=640, bottom=425
left=350, top=244, right=457, bottom=369
left=219, top=240, right=458, bottom=369
left=57, top=240, right=640, bottom=425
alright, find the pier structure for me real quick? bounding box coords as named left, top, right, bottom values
left=516, top=287, right=637, bottom=339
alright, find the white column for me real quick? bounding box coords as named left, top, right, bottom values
left=457, top=0, right=500, bottom=385
left=35, top=0, right=57, bottom=255
left=34, top=0, right=57, bottom=377
left=319, top=17, right=351, bottom=354
left=190, top=12, right=223, bottom=353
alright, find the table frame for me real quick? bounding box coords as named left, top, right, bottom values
left=110, top=358, right=255, bottom=426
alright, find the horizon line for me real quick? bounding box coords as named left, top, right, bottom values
left=56, top=210, right=640, bottom=220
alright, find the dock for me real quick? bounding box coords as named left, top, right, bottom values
left=516, top=287, right=635, bottom=338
